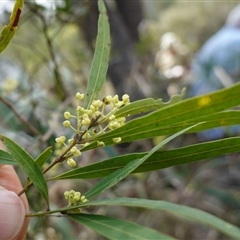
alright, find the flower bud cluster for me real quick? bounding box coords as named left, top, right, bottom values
left=64, top=190, right=89, bottom=206
left=55, top=92, right=130, bottom=167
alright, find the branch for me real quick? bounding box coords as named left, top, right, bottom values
left=0, top=96, right=41, bottom=136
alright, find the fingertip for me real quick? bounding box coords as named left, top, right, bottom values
left=0, top=188, right=25, bottom=240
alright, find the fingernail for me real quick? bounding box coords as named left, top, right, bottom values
left=0, top=188, right=25, bottom=240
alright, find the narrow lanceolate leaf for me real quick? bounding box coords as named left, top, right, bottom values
left=83, top=0, right=110, bottom=109
left=0, top=149, right=16, bottom=165
left=84, top=124, right=198, bottom=199
left=69, top=198, right=240, bottom=240
left=0, top=0, right=24, bottom=53
left=69, top=214, right=175, bottom=240
left=0, top=135, right=49, bottom=204
left=35, top=146, right=52, bottom=168
left=50, top=137, right=240, bottom=180
left=87, top=83, right=240, bottom=147
left=115, top=88, right=186, bottom=118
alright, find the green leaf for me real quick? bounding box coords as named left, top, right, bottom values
left=83, top=83, right=240, bottom=148
left=115, top=88, right=186, bottom=118
left=70, top=198, right=240, bottom=240
left=84, top=124, right=198, bottom=199
left=69, top=213, right=175, bottom=240
left=0, top=149, right=16, bottom=165
left=0, top=135, right=49, bottom=205
left=83, top=0, right=110, bottom=109
left=35, top=146, right=52, bottom=168
left=51, top=137, right=240, bottom=180
left=0, top=0, right=24, bottom=53
left=186, top=110, right=240, bottom=132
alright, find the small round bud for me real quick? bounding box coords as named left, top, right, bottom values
left=68, top=138, right=74, bottom=144
left=63, top=120, right=71, bottom=127
left=70, top=146, right=78, bottom=153
left=73, top=192, right=81, bottom=201
left=97, top=141, right=105, bottom=147
left=81, top=195, right=86, bottom=201
left=110, top=121, right=120, bottom=129
left=67, top=158, right=77, bottom=167
left=92, top=100, right=102, bottom=108
left=117, top=117, right=126, bottom=126
left=84, top=110, right=92, bottom=115
left=102, top=97, right=110, bottom=105
left=90, top=105, right=95, bottom=112
left=122, top=94, right=130, bottom=104
left=64, top=111, right=71, bottom=119
left=109, top=115, right=115, bottom=121
left=64, top=191, right=70, bottom=198
left=92, top=111, right=102, bottom=119
left=115, top=101, right=124, bottom=108
left=83, top=142, right=90, bottom=147
left=82, top=132, right=90, bottom=140
left=73, top=149, right=81, bottom=157
left=82, top=114, right=88, bottom=119
left=113, top=137, right=122, bottom=143
left=70, top=190, right=75, bottom=195
left=105, top=95, right=113, bottom=103
left=77, top=106, right=85, bottom=114
left=82, top=198, right=89, bottom=203
left=113, top=95, right=119, bottom=103
left=76, top=92, right=84, bottom=100
left=55, top=136, right=66, bottom=144
left=82, top=118, right=91, bottom=125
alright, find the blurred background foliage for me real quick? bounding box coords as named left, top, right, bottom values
left=0, top=1, right=240, bottom=239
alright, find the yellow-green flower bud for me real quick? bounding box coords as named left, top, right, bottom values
left=73, top=191, right=81, bottom=201
left=92, top=111, right=102, bottom=119
left=70, top=190, right=75, bottom=195
left=113, top=94, right=119, bottom=103
left=82, top=118, right=91, bottom=125
left=68, top=138, right=74, bottom=144
left=109, top=121, right=120, bottom=129
left=82, top=132, right=90, bottom=140
left=77, top=106, right=85, bottom=114
left=63, top=120, right=71, bottom=127
left=67, top=158, right=76, bottom=167
left=81, top=195, right=86, bottom=201
left=70, top=146, right=77, bottom=153
left=82, top=114, right=88, bottom=119
left=90, top=105, right=95, bottom=112
left=122, top=94, right=130, bottom=104
left=106, top=95, right=113, bottom=103
left=64, top=191, right=70, bottom=198
left=92, top=100, right=102, bottom=108
left=109, top=115, right=116, bottom=121
left=113, top=137, right=122, bottom=143
left=55, top=136, right=66, bottom=144
left=83, top=142, right=90, bottom=147
left=97, top=141, right=105, bottom=147
left=76, top=92, right=84, bottom=100
left=84, top=110, right=92, bottom=115
left=64, top=111, right=71, bottom=119
left=118, top=117, right=126, bottom=125
left=115, top=101, right=124, bottom=108
left=73, top=149, right=81, bottom=157
left=102, top=97, right=110, bottom=105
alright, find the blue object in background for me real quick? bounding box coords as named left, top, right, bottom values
left=190, top=27, right=240, bottom=96
left=189, top=4, right=240, bottom=140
